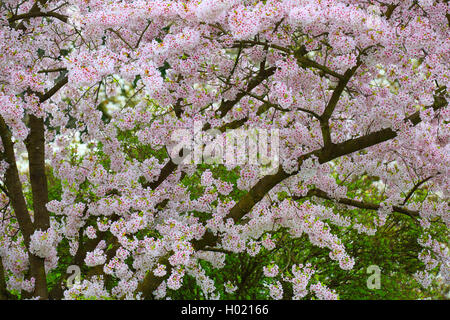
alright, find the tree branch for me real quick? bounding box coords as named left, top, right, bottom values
left=295, top=188, right=419, bottom=219
left=8, top=11, right=69, bottom=24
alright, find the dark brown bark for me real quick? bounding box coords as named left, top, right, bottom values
left=0, top=117, right=48, bottom=299
left=8, top=11, right=68, bottom=24
left=0, top=118, right=34, bottom=241
left=320, top=63, right=361, bottom=147
left=136, top=256, right=172, bottom=299
left=25, top=115, right=50, bottom=231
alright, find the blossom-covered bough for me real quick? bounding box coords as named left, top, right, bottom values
left=0, top=0, right=448, bottom=300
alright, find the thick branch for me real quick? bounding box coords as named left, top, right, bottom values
left=318, top=95, right=447, bottom=164
left=8, top=11, right=68, bottom=24
left=37, top=76, right=68, bottom=103
left=213, top=66, right=276, bottom=123
left=25, top=115, right=50, bottom=231
left=320, top=63, right=361, bottom=148
left=295, top=188, right=419, bottom=219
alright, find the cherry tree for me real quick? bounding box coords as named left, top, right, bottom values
left=0, top=0, right=448, bottom=300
